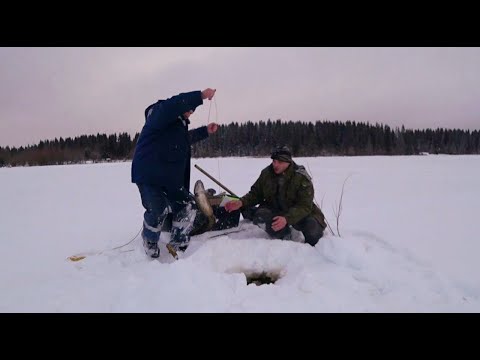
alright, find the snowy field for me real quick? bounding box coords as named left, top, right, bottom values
left=0, top=155, right=479, bottom=312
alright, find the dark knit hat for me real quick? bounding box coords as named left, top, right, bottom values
left=271, top=145, right=293, bottom=163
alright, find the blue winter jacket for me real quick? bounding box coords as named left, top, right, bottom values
left=131, top=91, right=209, bottom=194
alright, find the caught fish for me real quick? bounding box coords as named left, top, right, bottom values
left=194, top=180, right=215, bottom=231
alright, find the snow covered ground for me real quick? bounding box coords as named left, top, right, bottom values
left=1, top=155, right=479, bottom=312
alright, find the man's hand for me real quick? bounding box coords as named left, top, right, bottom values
left=225, top=200, right=242, bottom=212
left=201, top=88, right=216, bottom=100
left=207, top=123, right=218, bottom=134
left=271, top=216, right=287, bottom=232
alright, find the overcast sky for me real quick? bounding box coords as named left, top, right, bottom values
left=1, top=47, right=479, bottom=148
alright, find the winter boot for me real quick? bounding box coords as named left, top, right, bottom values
left=167, top=201, right=197, bottom=257
left=143, top=238, right=160, bottom=258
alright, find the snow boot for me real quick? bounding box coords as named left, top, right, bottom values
left=143, top=238, right=160, bottom=258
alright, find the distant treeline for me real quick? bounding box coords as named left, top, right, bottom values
left=1, top=120, right=479, bottom=167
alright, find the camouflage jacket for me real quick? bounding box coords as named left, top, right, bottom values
left=240, top=162, right=326, bottom=228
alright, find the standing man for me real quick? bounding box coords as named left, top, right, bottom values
left=132, top=88, right=218, bottom=258
left=225, top=145, right=327, bottom=246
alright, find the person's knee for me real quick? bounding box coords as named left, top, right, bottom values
left=254, top=208, right=291, bottom=239
left=297, top=217, right=324, bottom=246
left=304, top=231, right=323, bottom=246
left=170, top=202, right=197, bottom=243
left=173, top=202, right=197, bottom=223
left=143, top=201, right=169, bottom=228
left=253, top=207, right=273, bottom=225
left=241, top=206, right=257, bottom=221
left=270, top=225, right=291, bottom=239
left=138, top=185, right=171, bottom=225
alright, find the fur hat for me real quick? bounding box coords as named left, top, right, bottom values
left=271, top=145, right=292, bottom=163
